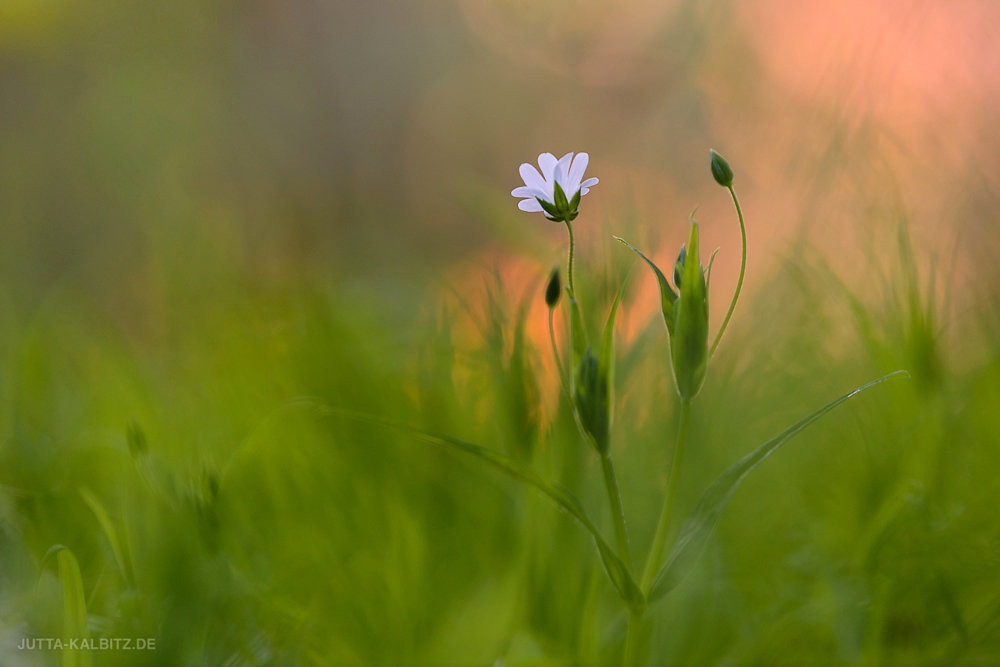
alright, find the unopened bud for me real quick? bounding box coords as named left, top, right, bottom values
left=673, top=245, right=687, bottom=289
left=545, top=267, right=561, bottom=308
left=710, top=149, right=734, bottom=188
left=670, top=223, right=709, bottom=400
left=573, top=348, right=611, bottom=455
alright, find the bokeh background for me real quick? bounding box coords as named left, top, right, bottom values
left=2, top=1, right=999, bottom=665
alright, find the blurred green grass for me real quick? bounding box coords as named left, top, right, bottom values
left=3, top=1, right=1000, bottom=664
left=1, top=216, right=999, bottom=665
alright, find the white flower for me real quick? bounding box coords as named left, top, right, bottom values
left=511, top=152, right=599, bottom=222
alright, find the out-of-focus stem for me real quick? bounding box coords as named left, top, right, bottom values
left=548, top=308, right=569, bottom=399
left=640, top=399, right=691, bottom=591
left=623, top=607, right=643, bottom=666
left=601, top=454, right=631, bottom=566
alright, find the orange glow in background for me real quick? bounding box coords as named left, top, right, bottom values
left=1, top=0, right=997, bottom=353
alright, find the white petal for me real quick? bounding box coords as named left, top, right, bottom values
left=513, top=186, right=549, bottom=202
left=581, top=187, right=590, bottom=195
left=519, top=163, right=545, bottom=191
left=518, top=198, right=544, bottom=212
left=554, top=153, right=574, bottom=191
left=537, top=153, right=558, bottom=180
left=566, top=153, right=589, bottom=195
left=580, top=177, right=599, bottom=188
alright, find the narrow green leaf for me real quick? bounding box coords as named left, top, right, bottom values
left=42, top=545, right=92, bottom=667
left=600, top=286, right=624, bottom=379
left=80, top=488, right=133, bottom=585
left=647, top=371, right=908, bottom=603
left=325, top=408, right=645, bottom=610
left=614, top=237, right=677, bottom=334
left=598, top=282, right=627, bottom=430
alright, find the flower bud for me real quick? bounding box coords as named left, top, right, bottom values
left=669, top=223, right=709, bottom=400
left=545, top=267, right=561, bottom=308
left=673, top=245, right=687, bottom=289
left=710, top=149, right=734, bottom=188
left=573, top=347, right=611, bottom=455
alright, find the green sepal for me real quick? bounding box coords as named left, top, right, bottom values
left=569, top=188, right=581, bottom=214
left=705, top=248, right=720, bottom=291
left=614, top=237, right=678, bottom=335
left=537, top=197, right=561, bottom=220
left=553, top=180, right=570, bottom=213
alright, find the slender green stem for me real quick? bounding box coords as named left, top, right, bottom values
left=564, top=220, right=576, bottom=296
left=623, top=607, right=644, bottom=666
left=548, top=307, right=569, bottom=399
left=601, top=454, right=631, bottom=566
left=640, top=399, right=691, bottom=591
left=709, top=185, right=746, bottom=359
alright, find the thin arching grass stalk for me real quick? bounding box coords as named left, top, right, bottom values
left=709, top=185, right=746, bottom=359
left=640, top=399, right=691, bottom=591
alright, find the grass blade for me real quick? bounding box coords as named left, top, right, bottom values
left=599, top=281, right=625, bottom=390
left=325, top=406, right=645, bottom=610
left=80, top=487, right=134, bottom=586
left=647, top=371, right=908, bottom=603
left=42, top=545, right=92, bottom=667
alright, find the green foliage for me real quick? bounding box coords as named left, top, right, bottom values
left=328, top=409, right=643, bottom=611
left=648, top=371, right=907, bottom=603
left=43, top=546, right=91, bottom=667
left=1, top=223, right=998, bottom=665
